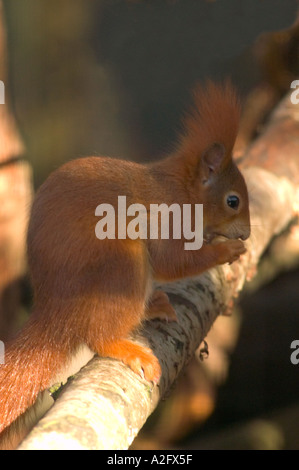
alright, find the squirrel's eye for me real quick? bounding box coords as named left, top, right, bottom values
left=227, top=194, right=240, bottom=210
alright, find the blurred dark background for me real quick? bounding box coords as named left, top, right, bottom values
left=1, top=0, right=299, bottom=450
left=3, top=0, right=299, bottom=183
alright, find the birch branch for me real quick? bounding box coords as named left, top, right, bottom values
left=18, top=92, right=299, bottom=450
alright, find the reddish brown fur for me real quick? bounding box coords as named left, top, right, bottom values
left=178, top=80, right=241, bottom=165
left=0, top=82, right=250, bottom=448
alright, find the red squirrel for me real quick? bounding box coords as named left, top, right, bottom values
left=0, top=81, right=250, bottom=447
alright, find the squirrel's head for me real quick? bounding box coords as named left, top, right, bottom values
left=198, top=142, right=250, bottom=243
left=177, top=81, right=250, bottom=243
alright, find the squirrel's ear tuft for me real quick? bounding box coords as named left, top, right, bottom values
left=176, top=80, right=240, bottom=172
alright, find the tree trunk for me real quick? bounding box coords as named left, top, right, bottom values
left=0, top=1, right=32, bottom=340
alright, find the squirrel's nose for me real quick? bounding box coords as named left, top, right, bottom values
left=240, top=226, right=251, bottom=240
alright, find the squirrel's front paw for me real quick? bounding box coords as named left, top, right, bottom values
left=215, top=239, right=246, bottom=265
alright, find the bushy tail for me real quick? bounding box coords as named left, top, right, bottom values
left=0, top=313, right=76, bottom=435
